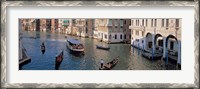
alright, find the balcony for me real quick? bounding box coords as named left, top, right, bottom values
left=120, top=23, right=123, bottom=26
left=76, top=24, right=85, bottom=27
left=107, top=23, right=112, bottom=26
left=129, top=26, right=145, bottom=31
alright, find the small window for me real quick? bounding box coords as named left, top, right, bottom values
left=138, top=20, right=140, bottom=26
left=166, top=19, right=169, bottom=27
left=154, top=19, right=157, bottom=27
left=142, top=31, right=144, bottom=36
left=166, top=19, right=169, bottom=30
left=142, top=19, right=144, bottom=26
left=135, top=31, right=139, bottom=36
left=151, top=19, right=153, bottom=27
left=109, top=35, right=112, bottom=39
left=162, top=19, right=164, bottom=27
left=115, top=34, right=117, bottom=39
left=124, top=35, right=126, bottom=39
left=86, top=28, right=88, bottom=33
left=146, top=19, right=148, bottom=26
left=120, top=34, right=122, bottom=39
left=175, top=19, right=179, bottom=27
left=104, top=34, right=107, bottom=39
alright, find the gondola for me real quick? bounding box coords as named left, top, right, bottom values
left=96, top=45, right=110, bottom=50
left=55, top=51, right=64, bottom=70
left=99, top=57, right=119, bottom=70
left=41, top=43, right=45, bottom=54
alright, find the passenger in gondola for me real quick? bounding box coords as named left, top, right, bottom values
left=72, top=45, right=76, bottom=49
left=100, top=59, right=104, bottom=68
left=107, top=63, right=111, bottom=68
left=110, top=61, right=113, bottom=65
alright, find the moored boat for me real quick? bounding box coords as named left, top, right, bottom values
left=66, top=38, right=84, bottom=53
left=99, top=57, right=119, bottom=70
left=96, top=45, right=110, bottom=50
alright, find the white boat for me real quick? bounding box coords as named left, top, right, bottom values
left=66, top=38, right=84, bottom=53
left=96, top=45, right=110, bottom=50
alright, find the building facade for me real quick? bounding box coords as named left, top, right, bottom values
left=51, top=19, right=59, bottom=32
left=76, top=19, right=86, bottom=37
left=123, top=19, right=131, bottom=43
left=58, top=19, right=70, bottom=33
left=86, top=19, right=95, bottom=38
left=35, top=19, right=40, bottom=31
left=95, top=19, right=131, bottom=43
left=46, top=19, right=51, bottom=31
left=21, top=19, right=36, bottom=31
left=70, top=19, right=78, bottom=36
left=40, top=19, right=47, bottom=31
left=93, top=19, right=100, bottom=39
left=129, top=18, right=181, bottom=65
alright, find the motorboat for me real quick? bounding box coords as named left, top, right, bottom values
left=66, top=38, right=84, bottom=53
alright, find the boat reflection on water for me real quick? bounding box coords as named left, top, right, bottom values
left=55, top=51, right=64, bottom=70
left=69, top=51, right=85, bottom=57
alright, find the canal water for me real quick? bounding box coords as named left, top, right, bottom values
left=20, top=31, right=177, bottom=70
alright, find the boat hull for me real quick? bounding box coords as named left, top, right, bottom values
left=66, top=42, right=84, bottom=53
left=55, top=51, right=64, bottom=70
left=99, top=57, right=119, bottom=70
left=41, top=45, right=45, bottom=54
left=96, top=45, right=110, bottom=50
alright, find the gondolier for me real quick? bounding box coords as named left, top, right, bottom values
left=100, top=59, right=104, bottom=68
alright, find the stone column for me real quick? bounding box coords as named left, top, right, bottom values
left=164, top=37, right=168, bottom=65
left=177, top=41, right=181, bottom=65
left=143, top=38, right=145, bottom=52
left=144, top=38, right=146, bottom=51
left=19, top=38, right=22, bottom=60
left=163, top=37, right=166, bottom=58
left=152, top=34, right=155, bottom=60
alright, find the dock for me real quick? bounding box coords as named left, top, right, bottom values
left=142, top=52, right=162, bottom=60
left=19, top=46, right=31, bottom=68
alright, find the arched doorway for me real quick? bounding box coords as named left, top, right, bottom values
left=166, top=34, right=178, bottom=50
left=154, top=34, right=163, bottom=53
left=145, top=32, right=153, bottom=50
left=165, top=34, right=179, bottom=65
